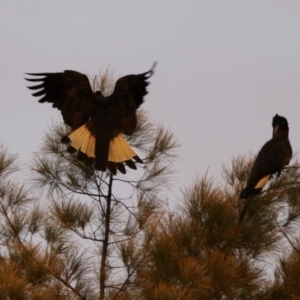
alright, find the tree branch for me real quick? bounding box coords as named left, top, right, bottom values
left=99, top=173, right=113, bottom=300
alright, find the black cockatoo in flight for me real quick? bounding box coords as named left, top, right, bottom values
left=26, top=63, right=156, bottom=175
left=240, top=114, right=292, bottom=199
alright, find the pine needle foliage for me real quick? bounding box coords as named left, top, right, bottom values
left=132, top=155, right=300, bottom=300
left=0, top=146, right=85, bottom=299
left=2, top=137, right=300, bottom=299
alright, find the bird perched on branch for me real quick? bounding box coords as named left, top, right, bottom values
left=26, top=63, right=156, bottom=175
left=240, top=114, right=292, bottom=199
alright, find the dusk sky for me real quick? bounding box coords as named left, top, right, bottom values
left=1, top=1, right=300, bottom=202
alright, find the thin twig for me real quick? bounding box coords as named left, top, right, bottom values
left=276, top=220, right=300, bottom=255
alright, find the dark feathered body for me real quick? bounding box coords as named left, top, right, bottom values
left=240, top=114, right=292, bottom=199
left=26, top=63, right=156, bottom=174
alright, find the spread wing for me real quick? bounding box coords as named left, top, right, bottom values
left=88, top=63, right=156, bottom=172
left=25, top=70, right=96, bottom=130
left=108, top=62, right=156, bottom=135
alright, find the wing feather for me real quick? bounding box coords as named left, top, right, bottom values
left=108, top=62, right=156, bottom=135
left=25, top=70, right=96, bottom=130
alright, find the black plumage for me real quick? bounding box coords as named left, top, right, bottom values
left=240, top=114, right=292, bottom=199
left=26, top=63, right=156, bottom=174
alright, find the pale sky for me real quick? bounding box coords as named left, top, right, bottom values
left=1, top=1, right=300, bottom=201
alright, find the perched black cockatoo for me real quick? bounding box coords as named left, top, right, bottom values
left=25, top=63, right=156, bottom=175
left=240, top=114, right=292, bottom=199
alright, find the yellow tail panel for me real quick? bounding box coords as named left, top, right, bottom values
left=108, top=134, right=136, bottom=163
left=109, top=139, right=116, bottom=162
left=116, top=135, right=135, bottom=160
left=68, top=125, right=95, bottom=158
left=86, top=135, right=96, bottom=158
left=254, top=175, right=271, bottom=189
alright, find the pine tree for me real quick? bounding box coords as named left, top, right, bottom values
left=0, top=70, right=179, bottom=300
left=132, top=155, right=300, bottom=300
